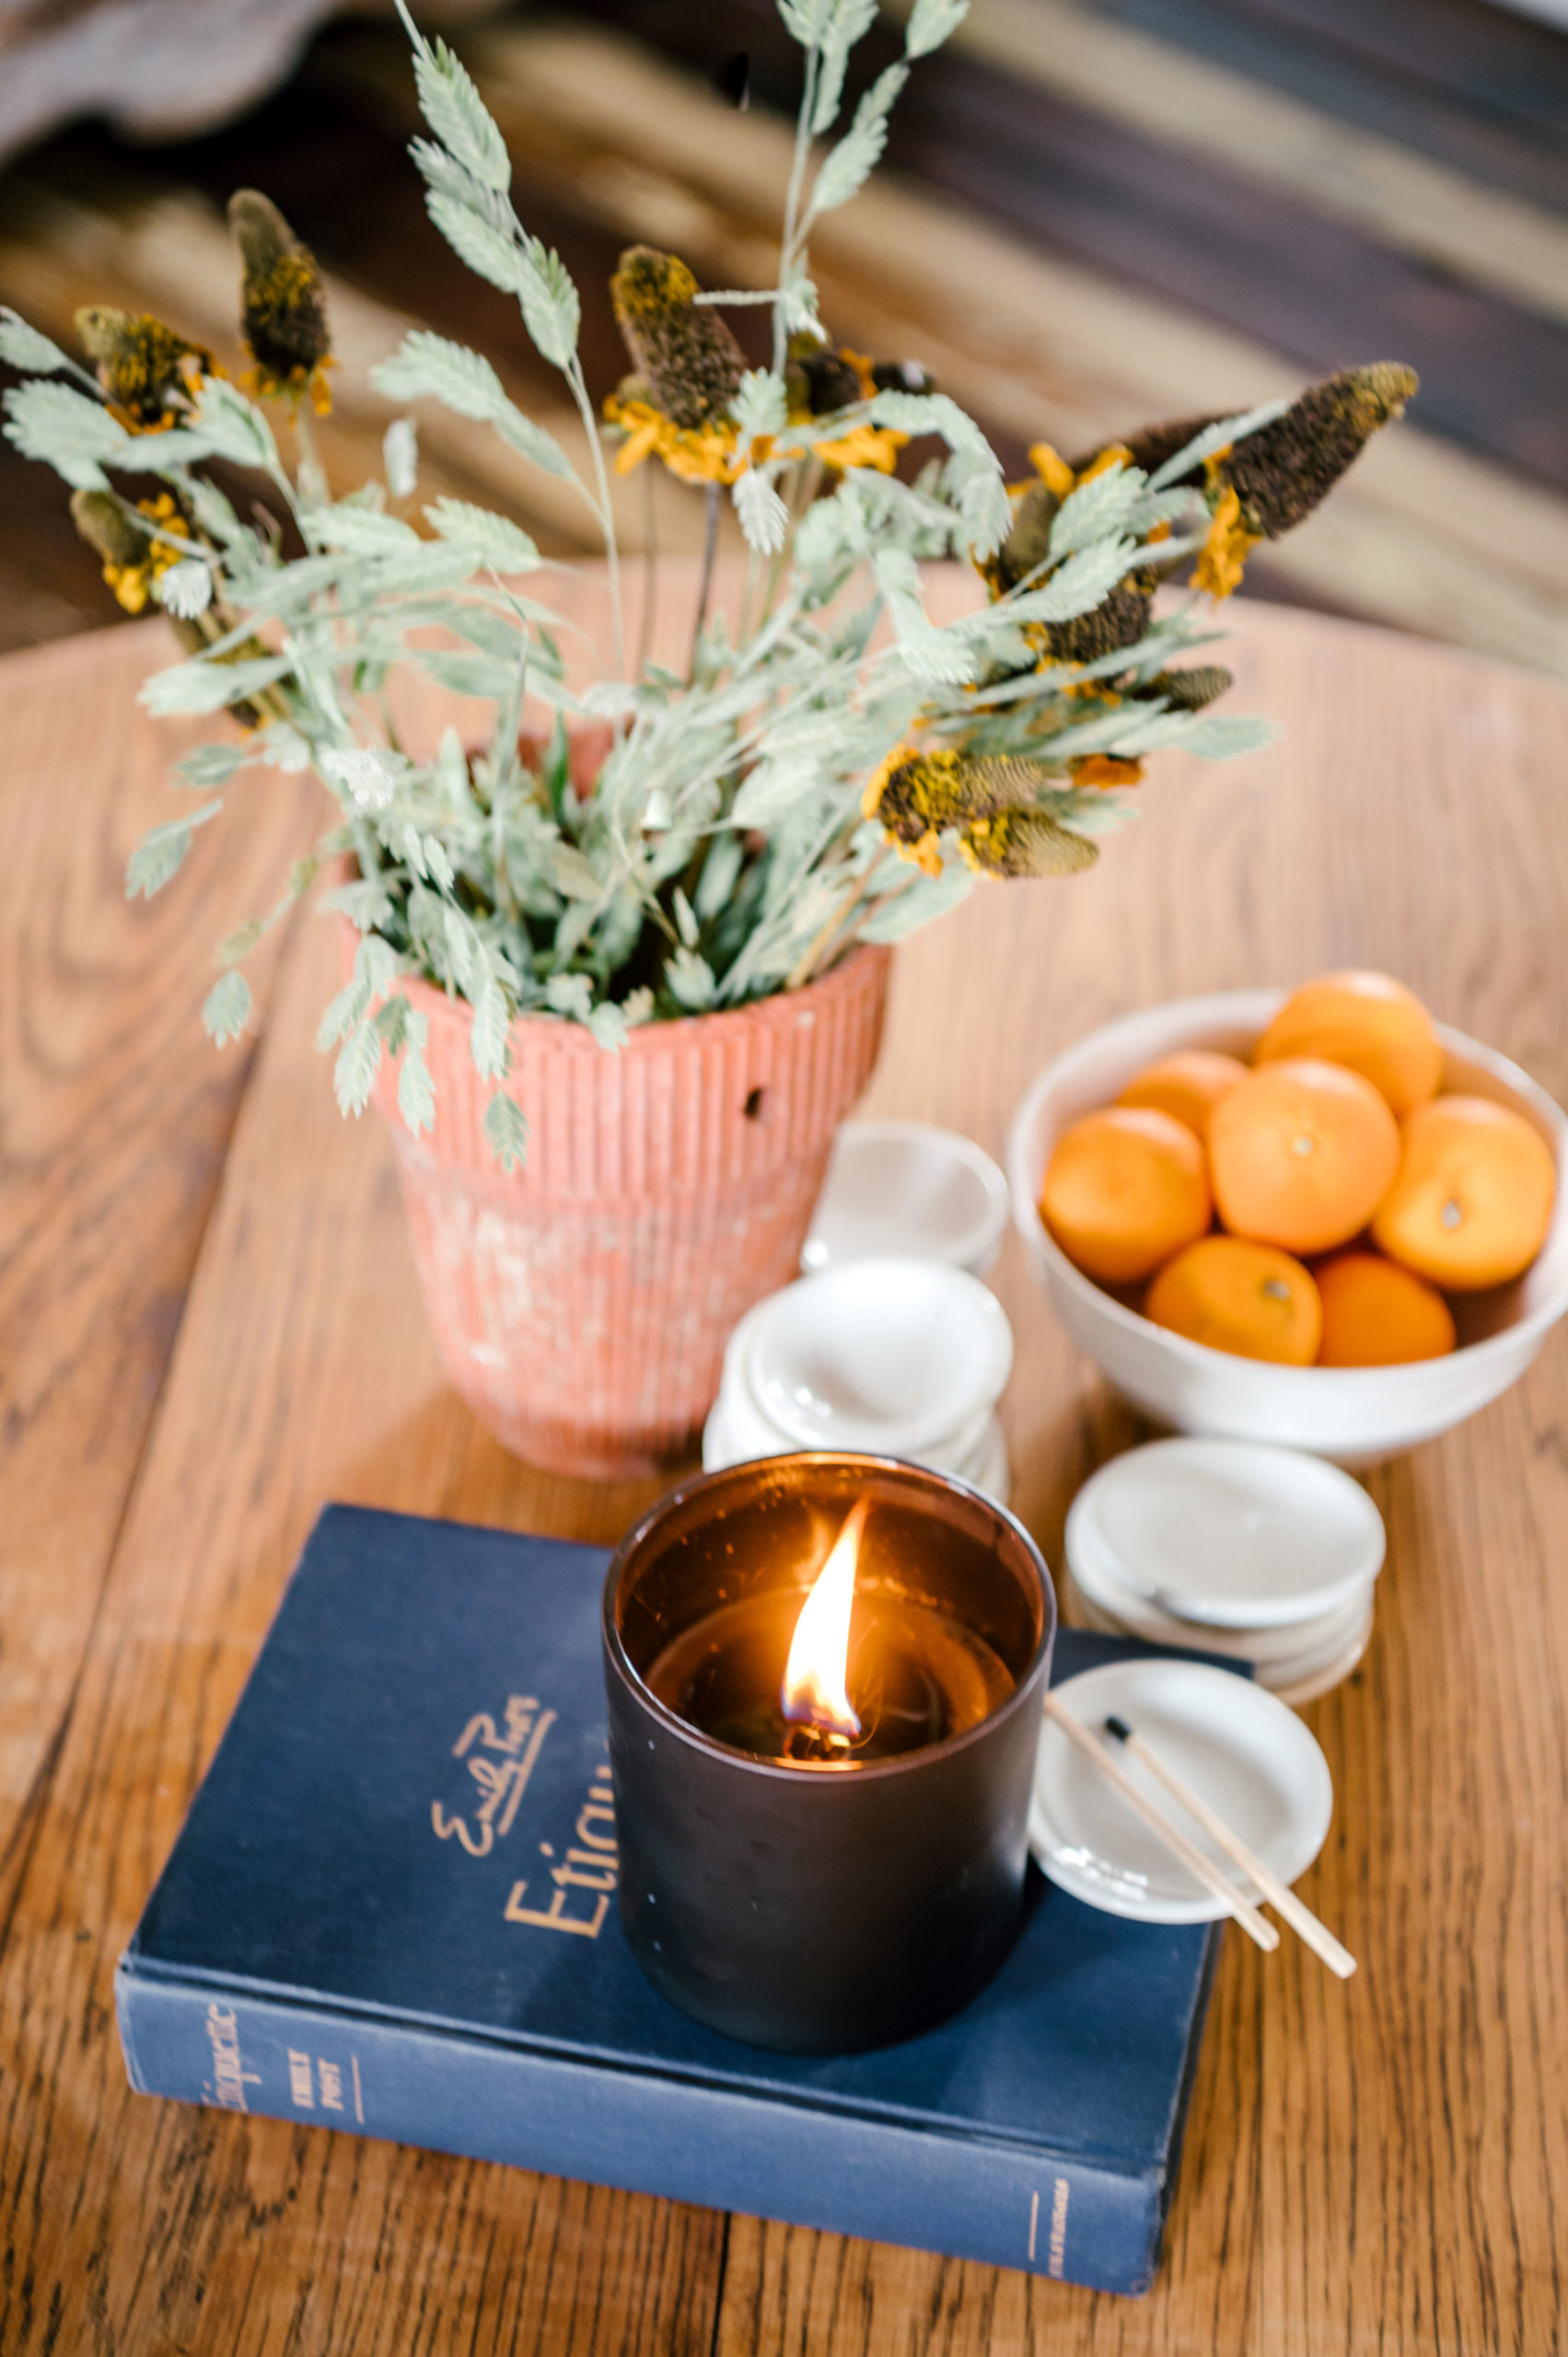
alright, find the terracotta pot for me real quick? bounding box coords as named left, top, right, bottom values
left=373, top=946, right=891, bottom=1477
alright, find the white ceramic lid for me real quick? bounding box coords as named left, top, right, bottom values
left=746, top=1258, right=1013, bottom=1456
left=1066, top=1436, right=1385, bottom=1631
left=801, top=1120, right=1012, bottom=1276
left=1029, top=1657, right=1334, bottom=1922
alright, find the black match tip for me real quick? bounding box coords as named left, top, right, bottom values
left=1104, top=1714, right=1132, bottom=1743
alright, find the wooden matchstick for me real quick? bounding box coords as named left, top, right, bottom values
left=1104, top=1714, right=1357, bottom=1980
left=1040, top=1692, right=1280, bottom=1953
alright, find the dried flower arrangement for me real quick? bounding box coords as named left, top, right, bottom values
left=0, top=0, right=1414, bottom=1170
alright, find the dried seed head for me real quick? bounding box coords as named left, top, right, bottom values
left=228, top=190, right=332, bottom=395
left=1220, top=364, right=1418, bottom=537
left=988, top=478, right=1061, bottom=596
left=69, top=488, right=190, bottom=613
left=783, top=337, right=932, bottom=419
left=961, top=807, right=1098, bottom=877
left=1042, top=575, right=1157, bottom=665
left=68, top=488, right=145, bottom=568
left=1146, top=666, right=1233, bottom=711
left=1096, top=363, right=1418, bottom=540
left=610, top=245, right=744, bottom=430
left=786, top=335, right=864, bottom=417
left=869, top=358, right=932, bottom=395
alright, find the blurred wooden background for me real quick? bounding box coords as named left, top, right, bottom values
left=1, top=0, right=1566, bottom=675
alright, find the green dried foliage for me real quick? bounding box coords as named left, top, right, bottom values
left=0, top=3, right=1412, bottom=1168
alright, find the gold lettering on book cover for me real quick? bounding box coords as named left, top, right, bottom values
left=1048, top=2175, right=1070, bottom=2277
left=505, top=1764, right=618, bottom=1937
left=430, top=1692, right=556, bottom=1856
left=202, top=2003, right=260, bottom=2112
left=285, top=2045, right=354, bottom=2115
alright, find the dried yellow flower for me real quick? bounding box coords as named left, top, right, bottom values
left=864, top=746, right=1090, bottom=876
left=71, top=488, right=187, bottom=611
left=1069, top=755, right=1144, bottom=788
left=603, top=387, right=741, bottom=484
left=1191, top=482, right=1260, bottom=601
left=809, top=422, right=903, bottom=475
left=75, top=307, right=213, bottom=430
left=1026, top=442, right=1074, bottom=500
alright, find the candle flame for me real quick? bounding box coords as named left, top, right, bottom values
left=782, top=1498, right=868, bottom=1738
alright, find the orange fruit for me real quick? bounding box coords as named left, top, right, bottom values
left=1314, top=1250, right=1457, bottom=1366
left=1372, top=1096, right=1556, bottom=1290
left=1116, top=1049, right=1249, bottom=1142
left=1040, top=1107, right=1211, bottom=1285
left=1145, top=1237, right=1322, bottom=1364
left=1209, top=1058, right=1400, bottom=1255
left=1256, top=970, right=1442, bottom=1119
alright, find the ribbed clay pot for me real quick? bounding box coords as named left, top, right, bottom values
left=373, top=946, right=891, bottom=1478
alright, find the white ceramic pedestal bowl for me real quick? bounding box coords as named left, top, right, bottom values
left=1006, top=989, right=1568, bottom=1466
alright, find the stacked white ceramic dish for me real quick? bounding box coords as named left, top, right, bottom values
left=801, top=1120, right=1012, bottom=1276
left=703, top=1257, right=1014, bottom=1504
left=1029, top=1655, right=1336, bottom=1922
left=1063, top=1436, right=1386, bottom=1708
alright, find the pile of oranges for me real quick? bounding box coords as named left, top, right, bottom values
left=1039, top=972, right=1557, bottom=1367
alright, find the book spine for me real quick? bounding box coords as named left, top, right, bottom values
left=117, top=1964, right=1164, bottom=2296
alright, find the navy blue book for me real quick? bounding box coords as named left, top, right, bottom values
left=116, top=1505, right=1226, bottom=2297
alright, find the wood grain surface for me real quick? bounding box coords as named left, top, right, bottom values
left=1, top=575, right=1566, bottom=2352
left=0, top=622, right=317, bottom=1888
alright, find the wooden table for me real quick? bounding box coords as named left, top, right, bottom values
left=3, top=586, right=1567, bottom=2354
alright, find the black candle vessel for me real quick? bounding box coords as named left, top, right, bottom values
left=601, top=1454, right=1055, bottom=2053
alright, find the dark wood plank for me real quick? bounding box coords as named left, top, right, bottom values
left=1111, top=0, right=1568, bottom=174
left=571, top=0, right=1568, bottom=491
left=888, top=47, right=1568, bottom=491
left=297, top=17, right=1568, bottom=676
